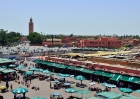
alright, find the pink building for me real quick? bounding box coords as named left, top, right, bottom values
left=78, top=36, right=121, bottom=48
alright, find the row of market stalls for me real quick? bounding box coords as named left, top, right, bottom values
left=34, top=59, right=140, bottom=90
left=0, top=58, right=16, bottom=64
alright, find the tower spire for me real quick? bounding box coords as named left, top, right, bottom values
left=29, top=17, right=34, bottom=34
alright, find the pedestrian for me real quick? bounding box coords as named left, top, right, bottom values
left=29, top=78, right=31, bottom=83
left=97, top=78, right=100, bottom=84
left=23, top=93, right=25, bottom=98
left=17, top=76, right=19, bottom=80
left=14, top=93, right=16, bottom=99
left=10, top=84, right=13, bottom=90
left=50, top=81, right=51, bottom=88
left=23, top=76, right=25, bottom=81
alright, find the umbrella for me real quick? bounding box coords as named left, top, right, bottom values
left=50, top=73, right=54, bottom=76
left=102, top=83, right=108, bottom=86
left=60, top=76, right=65, bottom=79
left=57, top=73, right=62, bottom=76
left=61, top=74, right=70, bottom=77
left=70, top=75, right=74, bottom=78
left=65, top=88, right=77, bottom=96
left=0, top=86, right=7, bottom=90
left=1, top=66, right=7, bottom=69
left=74, top=75, right=86, bottom=84
left=12, top=87, right=28, bottom=94
left=70, top=75, right=74, bottom=84
left=105, top=84, right=116, bottom=88
left=135, top=89, right=140, bottom=93
left=36, top=69, right=44, bottom=72
left=9, top=64, right=16, bottom=68
left=120, top=88, right=133, bottom=93
left=64, top=83, right=71, bottom=86
left=86, top=97, right=102, bottom=99
left=30, top=96, right=47, bottom=99
left=6, top=80, right=9, bottom=89
left=17, top=65, right=26, bottom=70
left=43, top=70, right=51, bottom=74
left=29, top=68, right=37, bottom=71
left=24, top=71, right=33, bottom=76
left=53, top=80, right=60, bottom=83
left=76, top=90, right=91, bottom=98
left=53, top=92, right=61, bottom=96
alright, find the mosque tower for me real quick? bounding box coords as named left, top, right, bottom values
left=29, top=17, right=34, bottom=34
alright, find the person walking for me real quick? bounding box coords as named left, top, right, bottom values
left=29, top=78, right=31, bottom=84
left=50, top=81, right=51, bottom=88
left=10, top=84, right=13, bottom=90
left=97, top=78, right=100, bottom=84
left=17, top=76, right=19, bottom=80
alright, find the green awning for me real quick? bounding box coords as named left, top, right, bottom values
left=2, top=69, right=16, bottom=73
left=129, top=77, right=140, bottom=84
left=75, top=67, right=82, bottom=71
left=110, top=74, right=122, bottom=81
left=0, top=68, right=6, bottom=72
left=57, top=65, right=68, bottom=69
left=96, top=92, right=123, bottom=99
left=119, top=75, right=131, bottom=82
left=34, top=60, right=40, bottom=63
left=68, top=66, right=75, bottom=70
left=120, top=94, right=140, bottom=99
left=81, top=69, right=94, bottom=74
left=94, top=70, right=104, bottom=75
left=102, top=72, right=113, bottom=78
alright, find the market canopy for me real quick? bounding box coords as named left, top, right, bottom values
left=24, top=71, right=33, bottom=76
left=120, top=94, right=140, bottom=99
left=0, top=68, right=6, bottom=72
left=94, top=70, right=104, bottom=76
left=86, top=97, right=102, bottom=99
left=102, top=71, right=113, bottom=78
left=95, top=92, right=123, bottom=99
left=129, top=76, right=140, bottom=84
left=75, top=67, right=94, bottom=74
left=119, top=75, right=131, bottom=82
left=0, top=58, right=16, bottom=64
left=12, top=87, right=28, bottom=94
left=119, top=88, right=133, bottom=93
left=110, top=74, right=122, bottom=81
left=17, top=65, right=26, bottom=70
left=30, top=97, right=47, bottom=99
left=67, top=66, right=75, bottom=70
left=2, top=69, right=16, bottom=73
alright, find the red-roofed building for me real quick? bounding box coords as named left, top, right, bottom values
left=20, top=37, right=28, bottom=42
left=78, top=36, right=121, bottom=48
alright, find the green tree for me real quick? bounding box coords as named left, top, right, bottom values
left=27, top=32, right=42, bottom=44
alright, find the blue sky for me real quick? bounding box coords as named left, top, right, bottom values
left=0, top=0, right=140, bottom=36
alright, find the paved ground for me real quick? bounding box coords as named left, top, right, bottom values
left=0, top=60, right=140, bottom=99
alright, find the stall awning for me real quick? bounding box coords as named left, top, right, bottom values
left=110, top=74, right=122, bottom=81
left=2, top=69, right=16, bottom=73
left=34, top=60, right=40, bottom=63
left=129, top=76, right=140, bottom=84
left=119, top=75, right=131, bottom=82
left=102, top=72, right=113, bottom=78
left=56, top=64, right=68, bottom=69
left=94, top=70, right=104, bottom=75
left=68, top=66, right=75, bottom=70
left=0, top=68, right=6, bottom=72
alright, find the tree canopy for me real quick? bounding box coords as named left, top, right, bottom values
left=27, top=32, right=42, bottom=44
left=0, top=29, right=22, bottom=46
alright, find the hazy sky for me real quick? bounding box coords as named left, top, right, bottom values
left=0, top=0, right=140, bottom=36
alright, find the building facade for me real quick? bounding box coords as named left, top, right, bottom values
left=78, top=36, right=121, bottom=48
left=29, top=18, right=34, bottom=34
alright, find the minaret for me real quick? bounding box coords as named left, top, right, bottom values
left=29, top=17, right=34, bottom=34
